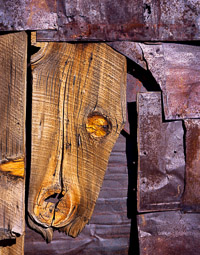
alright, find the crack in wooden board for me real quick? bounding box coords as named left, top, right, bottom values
left=28, top=40, right=126, bottom=242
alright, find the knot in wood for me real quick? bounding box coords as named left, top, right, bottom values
left=86, top=112, right=111, bottom=138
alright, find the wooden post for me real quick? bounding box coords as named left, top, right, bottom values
left=28, top=36, right=126, bottom=242
left=0, top=32, right=27, bottom=254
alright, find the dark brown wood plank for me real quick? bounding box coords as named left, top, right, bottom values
left=182, top=119, right=200, bottom=211
left=138, top=211, right=200, bottom=255
left=137, top=92, right=185, bottom=212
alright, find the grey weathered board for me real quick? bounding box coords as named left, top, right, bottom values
left=0, top=32, right=27, bottom=253
left=137, top=92, right=185, bottom=212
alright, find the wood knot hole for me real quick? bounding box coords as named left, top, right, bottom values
left=86, top=112, right=111, bottom=138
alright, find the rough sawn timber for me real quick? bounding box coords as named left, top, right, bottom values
left=28, top=39, right=126, bottom=242
left=0, top=32, right=27, bottom=253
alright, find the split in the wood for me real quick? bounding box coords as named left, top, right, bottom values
left=27, top=41, right=126, bottom=242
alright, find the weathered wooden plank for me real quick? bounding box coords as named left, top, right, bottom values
left=138, top=211, right=200, bottom=255
left=137, top=92, right=185, bottom=212
left=28, top=40, right=126, bottom=242
left=0, top=32, right=27, bottom=244
left=0, top=236, right=24, bottom=255
left=25, top=134, right=131, bottom=255
left=182, top=119, right=200, bottom=212
left=139, top=43, right=200, bottom=119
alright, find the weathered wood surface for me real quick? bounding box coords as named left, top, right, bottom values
left=138, top=211, right=200, bottom=255
left=0, top=31, right=27, bottom=248
left=25, top=134, right=131, bottom=255
left=139, top=43, right=200, bottom=119
left=0, top=236, right=24, bottom=255
left=137, top=92, right=185, bottom=212
left=0, top=0, right=199, bottom=41
left=182, top=119, right=200, bottom=212
left=28, top=39, right=126, bottom=242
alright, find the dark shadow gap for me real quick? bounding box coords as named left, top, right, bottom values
left=25, top=31, right=32, bottom=226
left=127, top=57, right=161, bottom=92
left=121, top=102, right=140, bottom=255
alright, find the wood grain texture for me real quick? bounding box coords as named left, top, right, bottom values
left=0, top=236, right=24, bottom=255
left=25, top=134, right=131, bottom=255
left=0, top=32, right=27, bottom=243
left=28, top=40, right=126, bottom=242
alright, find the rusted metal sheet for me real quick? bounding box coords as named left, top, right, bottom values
left=0, top=0, right=57, bottom=31
left=137, top=92, right=185, bottom=212
left=138, top=211, right=200, bottom=255
left=182, top=119, right=200, bottom=212
left=1, top=0, right=199, bottom=40
left=139, top=43, right=200, bottom=119
left=36, top=0, right=200, bottom=41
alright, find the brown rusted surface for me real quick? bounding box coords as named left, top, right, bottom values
left=182, top=119, right=200, bottom=212
left=0, top=0, right=57, bottom=31
left=25, top=134, right=131, bottom=255
left=1, top=0, right=199, bottom=40
left=137, top=92, right=185, bottom=212
left=139, top=43, right=200, bottom=119
left=36, top=0, right=200, bottom=41
left=138, top=211, right=200, bottom=255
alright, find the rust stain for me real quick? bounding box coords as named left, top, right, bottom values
left=0, top=158, right=25, bottom=178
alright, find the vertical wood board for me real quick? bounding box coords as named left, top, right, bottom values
left=0, top=31, right=26, bottom=253
left=28, top=40, right=126, bottom=242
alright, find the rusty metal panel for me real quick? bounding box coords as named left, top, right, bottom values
left=138, top=211, right=200, bottom=255
left=182, top=119, right=200, bottom=212
left=1, top=0, right=199, bottom=41
left=107, top=42, right=147, bottom=70
left=0, top=0, right=57, bottom=31
left=36, top=0, right=200, bottom=41
left=137, top=92, right=185, bottom=212
left=139, top=43, right=200, bottom=119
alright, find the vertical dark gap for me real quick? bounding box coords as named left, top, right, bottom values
left=25, top=31, right=32, bottom=224
left=121, top=101, right=140, bottom=255
left=124, top=57, right=161, bottom=254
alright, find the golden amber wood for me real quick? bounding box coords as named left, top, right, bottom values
left=28, top=38, right=126, bottom=242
